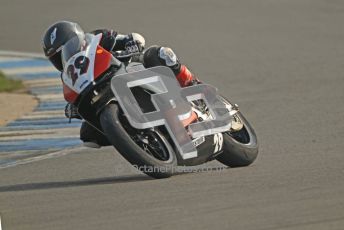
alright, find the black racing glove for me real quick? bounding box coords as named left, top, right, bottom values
left=91, top=29, right=118, bottom=51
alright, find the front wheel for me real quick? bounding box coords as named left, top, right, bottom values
left=216, top=99, right=259, bottom=167
left=99, top=103, right=177, bottom=179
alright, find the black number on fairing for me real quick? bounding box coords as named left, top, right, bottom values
left=67, top=56, right=90, bottom=86
left=74, top=56, right=90, bottom=75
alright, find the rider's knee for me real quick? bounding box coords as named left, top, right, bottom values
left=143, top=46, right=181, bottom=74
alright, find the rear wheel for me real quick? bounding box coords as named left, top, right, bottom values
left=100, top=103, right=177, bottom=179
left=216, top=97, right=258, bottom=167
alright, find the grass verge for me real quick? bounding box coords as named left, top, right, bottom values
left=0, top=71, right=24, bottom=92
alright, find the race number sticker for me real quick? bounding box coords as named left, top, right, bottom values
left=66, top=55, right=90, bottom=86
left=213, top=133, right=224, bottom=153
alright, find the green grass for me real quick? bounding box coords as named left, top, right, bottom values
left=0, top=71, right=24, bottom=92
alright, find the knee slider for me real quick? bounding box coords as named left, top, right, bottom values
left=158, top=47, right=178, bottom=67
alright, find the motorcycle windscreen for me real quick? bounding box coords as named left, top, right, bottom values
left=61, top=36, right=84, bottom=69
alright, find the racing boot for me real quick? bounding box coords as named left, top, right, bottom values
left=176, top=64, right=201, bottom=87
left=80, top=122, right=111, bottom=148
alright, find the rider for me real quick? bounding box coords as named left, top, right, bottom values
left=42, top=20, right=199, bottom=148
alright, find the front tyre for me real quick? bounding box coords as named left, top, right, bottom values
left=99, top=103, right=177, bottom=179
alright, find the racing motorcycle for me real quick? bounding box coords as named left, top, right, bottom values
left=60, top=33, right=258, bottom=178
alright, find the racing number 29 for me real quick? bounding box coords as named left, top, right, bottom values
left=67, top=56, right=90, bottom=86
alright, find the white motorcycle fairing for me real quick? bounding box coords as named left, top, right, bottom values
left=61, top=34, right=113, bottom=103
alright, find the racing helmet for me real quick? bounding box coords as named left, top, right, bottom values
left=42, top=21, right=85, bottom=71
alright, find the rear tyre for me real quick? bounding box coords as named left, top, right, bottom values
left=99, top=103, right=177, bottom=179
left=215, top=98, right=258, bottom=167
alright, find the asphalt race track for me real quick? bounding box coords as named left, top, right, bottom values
left=1, top=0, right=344, bottom=229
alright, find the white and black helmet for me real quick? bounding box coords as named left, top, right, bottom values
left=42, top=21, right=85, bottom=71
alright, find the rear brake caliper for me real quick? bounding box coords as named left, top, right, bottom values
left=229, top=104, right=244, bottom=132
